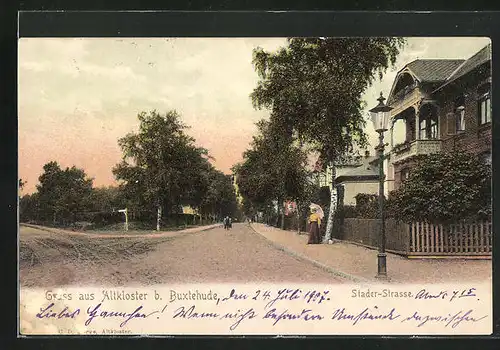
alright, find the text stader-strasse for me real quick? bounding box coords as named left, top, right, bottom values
left=351, top=289, right=413, bottom=298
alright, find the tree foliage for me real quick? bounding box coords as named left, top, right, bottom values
left=34, top=161, right=94, bottom=223
left=19, top=178, right=27, bottom=192
left=86, top=186, right=126, bottom=213
left=251, top=37, right=405, bottom=164
left=387, top=152, right=491, bottom=223
left=233, top=119, right=311, bottom=219
left=200, top=168, right=238, bottom=219
left=112, top=110, right=212, bottom=216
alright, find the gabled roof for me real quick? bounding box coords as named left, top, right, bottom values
left=406, top=59, right=465, bottom=83
left=336, top=156, right=379, bottom=182
left=434, top=44, right=492, bottom=91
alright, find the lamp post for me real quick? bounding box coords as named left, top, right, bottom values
left=369, top=92, right=393, bottom=279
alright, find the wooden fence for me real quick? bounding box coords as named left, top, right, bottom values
left=340, top=219, right=410, bottom=254
left=410, top=222, right=492, bottom=256
left=341, top=219, right=492, bottom=258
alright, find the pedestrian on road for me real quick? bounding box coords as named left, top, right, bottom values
left=223, top=216, right=232, bottom=230
left=307, top=207, right=321, bottom=244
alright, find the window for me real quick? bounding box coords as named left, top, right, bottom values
left=430, top=116, right=438, bottom=138
left=455, top=95, right=466, bottom=132
left=478, top=84, right=491, bottom=125
left=418, top=106, right=439, bottom=140
left=419, top=118, right=427, bottom=139
left=456, top=106, right=466, bottom=131
left=401, top=168, right=410, bottom=182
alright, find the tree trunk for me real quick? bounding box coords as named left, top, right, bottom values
left=156, top=205, right=162, bottom=231
left=323, top=164, right=337, bottom=243
left=280, top=201, right=285, bottom=230
left=275, top=199, right=280, bottom=227
left=296, top=202, right=301, bottom=234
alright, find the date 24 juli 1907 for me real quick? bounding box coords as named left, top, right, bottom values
left=216, top=287, right=478, bottom=306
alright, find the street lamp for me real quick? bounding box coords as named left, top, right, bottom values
left=369, top=92, right=393, bottom=279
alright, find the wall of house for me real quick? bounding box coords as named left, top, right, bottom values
left=437, top=67, right=491, bottom=157
left=321, top=164, right=361, bottom=192
left=340, top=180, right=379, bottom=205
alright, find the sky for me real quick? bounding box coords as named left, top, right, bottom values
left=18, top=37, right=491, bottom=194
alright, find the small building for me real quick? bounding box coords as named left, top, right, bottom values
left=335, top=155, right=379, bottom=206
left=314, top=151, right=379, bottom=207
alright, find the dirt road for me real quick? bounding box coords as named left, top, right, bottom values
left=19, top=223, right=343, bottom=288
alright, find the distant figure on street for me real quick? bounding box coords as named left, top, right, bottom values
left=223, top=216, right=232, bottom=230
left=307, top=207, right=321, bottom=244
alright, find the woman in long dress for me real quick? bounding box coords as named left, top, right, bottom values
left=307, top=208, right=321, bottom=244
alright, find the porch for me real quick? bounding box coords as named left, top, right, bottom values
left=389, top=102, right=442, bottom=163
left=392, top=139, right=442, bottom=164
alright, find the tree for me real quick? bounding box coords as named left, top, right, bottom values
left=387, top=152, right=491, bottom=224
left=19, top=178, right=26, bottom=191
left=19, top=193, right=39, bottom=223
left=233, top=119, right=311, bottom=229
left=200, top=168, right=238, bottom=221
left=35, top=161, right=94, bottom=224
left=113, top=110, right=212, bottom=229
left=251, top=37, right=405, bottom=242
left=85, top=186, right=126, bottom=213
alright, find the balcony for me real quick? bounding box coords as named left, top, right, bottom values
left=391, top=139, right=442, bottom=164
left=389, top=85, right=422, bottom=117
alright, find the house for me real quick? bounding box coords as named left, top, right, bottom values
left=182, top=205, right=198, bottom=215
left=314, top=151, right=379, bottom=206
left=384, top=44, right=492, bottom=194
left=335, top=154, right=379, bottom=206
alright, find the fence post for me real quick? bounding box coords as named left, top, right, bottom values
left=488, top=222, right=492, bottom=253
left=416, top=222, right=420, bottom=253
left=447, top=224, right=456, bottom=253
left=430, top=223, right=435, bottom=253
left=479, top=222, right=484, bottom=253
left=411, top=222, right=415, bottom=253
left=405, top=223, right=411, bottom=255
left=439, top=224, right=444, bottom=253
left=424, top=222, right=428, bottom=253
left=458, top=223, right=463, bottom=253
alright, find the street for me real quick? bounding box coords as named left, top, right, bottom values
left=19, top=223, right=344, bottom=288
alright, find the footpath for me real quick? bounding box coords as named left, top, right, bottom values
left=20, top=222, right=221, bottom=239
left=250, top=223, right=491, bottom=284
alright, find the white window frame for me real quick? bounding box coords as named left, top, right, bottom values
left=419, top=113, right=439, bottom=139
left=419, top=118, right=427, bottom=140
left=478, top=92, right=491, bottom=125
left=456, top=105, right=466, bottom=132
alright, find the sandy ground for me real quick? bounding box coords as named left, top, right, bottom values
left=19, top=223, right=343, bottom=288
